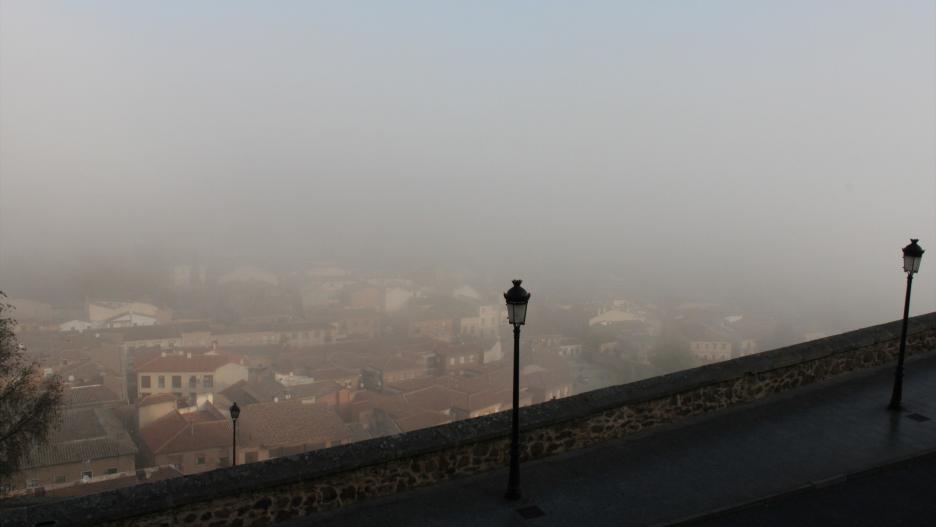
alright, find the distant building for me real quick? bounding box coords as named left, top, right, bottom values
left=683, top=323, right=735, bottom=363
left=384, top=287, right=415, bottom=312
left=236, top=400, right=353, bottom=463
left=408, top=317, right=456, bottom=343
left=589, top=309, right=645, bottom=327
left=333, top=309, right=381, bottom=341
left=138, top=394, right=178, bottom=429
left=138, top=401, right=232, bottom=475
left=218, top=265, right=279, bottom=286
left=172, top=264, right=206, bottom=291
left=458, top=305, right=503, bottom=339
left=347, top=286, right=383, bottom=311
left=101, top=312, right=159, bottom=329
left=434, top=342, right=485, bottom=370
left=212, top=322, right=336, bottom=348
left=63, top=384, right=123, bottom=409
left=88, top=301, right=165, bottom=325
left=452, top=285, right=481, bottom=301
left=59, top=320, right=93, bottom=333
left=6, top=408, right=137, bottom=493
left=136, top=351, right=248, bottom=401
left=556, top=339, right=584, bottom=358
left=216, top=378, right=287, bottom=407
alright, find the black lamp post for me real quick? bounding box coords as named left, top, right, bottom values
left=504, top=279, right=530, bottom=500
left=230, top=402, right=240, bottom=466
left=888, top=239, right=925, bottom=410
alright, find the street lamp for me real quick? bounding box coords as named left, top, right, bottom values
left=504, top=279, right=530, bottom=500
left=888, top=239, right=924, bottom=410
left=229, top=402, right=240, bottom=466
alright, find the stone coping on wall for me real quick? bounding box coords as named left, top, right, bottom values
left=6, top=312, right=935, bottom=527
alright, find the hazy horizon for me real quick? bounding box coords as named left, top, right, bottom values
left=2, top=2, right=934, bottom=330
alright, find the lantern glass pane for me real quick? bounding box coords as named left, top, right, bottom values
left=905, top=255, right=922, bottom=273
left=513, top=303, right=528, bottom=325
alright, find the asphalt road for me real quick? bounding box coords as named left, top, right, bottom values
left=688, top=451, right=936, bottom=527
left=287, top=353, right=936, bottom=527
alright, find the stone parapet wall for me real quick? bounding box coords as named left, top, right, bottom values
left=7, top=313, right=935, bottom=527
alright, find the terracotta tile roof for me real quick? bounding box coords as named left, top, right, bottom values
left=403, top=386, right=469, bottom=413
left=136, top=352, right=241, bottom=373
left=24, top=438, right=136, bottom=469
left=308, top=367, right=358, bottom=382
left=161, top=420, right=231, bottom=453
left=139, top=393, right=176, bottom=407
left=22, top=408, right=137, bottom=469
left=237, top=400, right=352, bottom=449
left=286, top=381, right=341, bottom=400
left=387, top=371, right=493, bottom=396
left=468, top=388, right=512, bottom=412
left=58, top=360, right=110, bottom=383
left=218, top=380, right=258, bottom=406
left=180, top=408, right=223, bottom=423
left=376, top=355, right=425, bottom=373
left=63, top=384, right=120, bottom=406
left=333, top=308, right=381, bottom=321
left=349, top=391, right=417, bottom=420
left=210, top=321, right=333, bottom=336
left=139, top=409, right=231, bottom=455
left=120, top=325, right=182, bottom=341
left=139, top=412, right=188, bottom=453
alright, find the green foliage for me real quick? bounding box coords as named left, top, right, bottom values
left=0, top=292, right=64, bottom=481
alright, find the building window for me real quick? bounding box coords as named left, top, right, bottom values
left=195, top=455, right=206, bottom=465
left=219, top=456, right=230, bottom=467
left=203, top=375, right=213, bottom=388
left=54, top=475, right=66, bottom=484
left=172, top=375, right=182, bottom=388
left=106, top=468, right=118, bottom=475
left=26, top=479, right=39, bottom=489
left=189, top=375, right=197, bottom=388
left=158, top=376, right=165, bottom=388
left=245, top=452, right=258, bottom=463
left=141, top=375, right=151, bottom=388
left=81, top=471, right=92, bottom=480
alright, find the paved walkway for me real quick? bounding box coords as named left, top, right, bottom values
left=289, top=352, right=936, bottom=527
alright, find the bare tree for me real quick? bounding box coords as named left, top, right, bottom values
left=0, top=292, right=63, bottom=481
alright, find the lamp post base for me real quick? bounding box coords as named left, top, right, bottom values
left=505, top=488, right=522, bottom=501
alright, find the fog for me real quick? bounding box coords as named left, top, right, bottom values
left=1, top=1, right=934, bottom=330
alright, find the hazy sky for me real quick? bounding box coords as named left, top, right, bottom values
left=1, top=2, right=934, bottom=326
